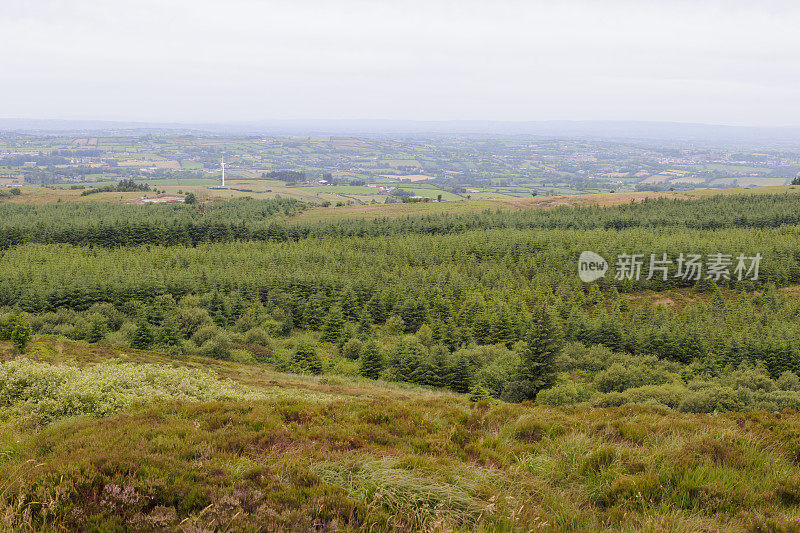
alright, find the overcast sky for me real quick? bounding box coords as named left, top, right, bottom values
left=3, top=0, right=800, bottom=126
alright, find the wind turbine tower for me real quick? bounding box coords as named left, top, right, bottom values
left=221, top=156, right=226, bottom=187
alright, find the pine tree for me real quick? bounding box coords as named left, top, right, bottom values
left=340, top=286, right=360, bottom=321
left=468, top=384, right=492, bottom=403
left=86, top=319, right=107, bottom=343
left=512, top=308, right=561, bottom=401
left=441, top=319, right=459, bottom=351
left=130, top=319, right=154, bottom=350
left=490, top=306, right=514, bottom=347
left=357, top=306, right=373, bottom=336
left=471, top=314, right=493, bottom=345
left=208, top=291, right=229, bottom=327
left=447, top=354, right=472, bottom=393
left=359, top=341, right=383, bottom=379
left=321, top=306, right=345, bottom=343
left=427, top=345, right=449, bottom=388
left=416, top=323, right=434, bottom=347
left=156, top=317, right=182, bottom=346
left=365, top=294, right=386, bottom=324
left=586, top=284, right=604, bottom=307
left=294, top=342, right=323, bottom=374
left=399, top=299, right=426, bottom=333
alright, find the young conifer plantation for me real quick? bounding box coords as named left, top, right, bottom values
left=4, top=191, right=800, bottom=530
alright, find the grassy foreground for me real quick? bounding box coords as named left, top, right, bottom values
left=2, top=338, right=800, bottom=531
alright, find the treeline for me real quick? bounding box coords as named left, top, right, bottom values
left=261, top=170, right=305, bottom=181
left=3, top=194, right=800, bottom=250
left=79, top=179, right=151, bottom=196
left=0, top=197, right=308, bottom=248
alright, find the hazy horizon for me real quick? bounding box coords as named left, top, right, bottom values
left=5, top=0, right=800, bottom=127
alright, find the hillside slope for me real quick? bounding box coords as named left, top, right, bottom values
left=2, top=338, right=800, bottom=531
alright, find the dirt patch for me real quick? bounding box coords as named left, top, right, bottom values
left=652, top=298, right=675, bottom=307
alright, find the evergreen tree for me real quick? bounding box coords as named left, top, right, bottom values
left=586, top=284, right=604, bottom=307
left=468, top=384, right=492, bottom=403
left=294, top=342, right=323, bottom=374
left=509, top=308, right=561, bottom=402
left=365, top=294, right=386, bottom=324
left=447, top=354, right=472, bottom=393
left=357, top=307, right=373, bottom=337
left=86, top=318, right=107, bottom=343
left=399, top=299, right=426, bottom=333
left=359, top=341, right=383, bottom=379
left=208, top=292, right=229, bottom=327
left=427, top=345, right=449, bottom=388
left=321, top=306, right=345, bottom=343
left=490, top=306, right=515, bottom=347
left=130, top=319, right=154, bottom=349
left=156, top=317, right=182, bottom=346
left=340, top=286, right=360, bottom=321
left=416, top=323, right=434, bottom=347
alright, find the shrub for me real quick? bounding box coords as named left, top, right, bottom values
left=342, top=338, right=364, bottom=360
left=384, top=315, right=406, bottom=335
left=621, top=383, right=687, bottom=409
left=199, top=338, right=232, bottom=360
left=191, top=324, right=223, bottom=346
left=0, top=313, right=17, bottom=341
left=778, top=371, right=800, bottom=392
left=229, top=349, right=256, bottom=364
left=537, top=380, right=594, bottom=406
left=88, top=302, right=124, bottom=331
left=594, top=358, right=677, bottom=393
left=10, top=314, right=33, bottom=353
left=0, top=359, right=260, bottom=425
left=244, top=327, right=272, bottom=347
left=595, top=363, right=628, bottom=393
left=175, top=307, right=213, bottom=338
left=724, top=364, right=776, bottom=393
left=679, top=386, right=742, bottom=413
left=557, top=342, right=613, bottom=372
left=755, top=390, right=800, bottom=411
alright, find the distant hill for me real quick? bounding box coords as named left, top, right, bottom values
left=4, top=118, right=800, bottom=145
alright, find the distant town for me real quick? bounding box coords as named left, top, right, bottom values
left=1, top=134, right=799, bottom=204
